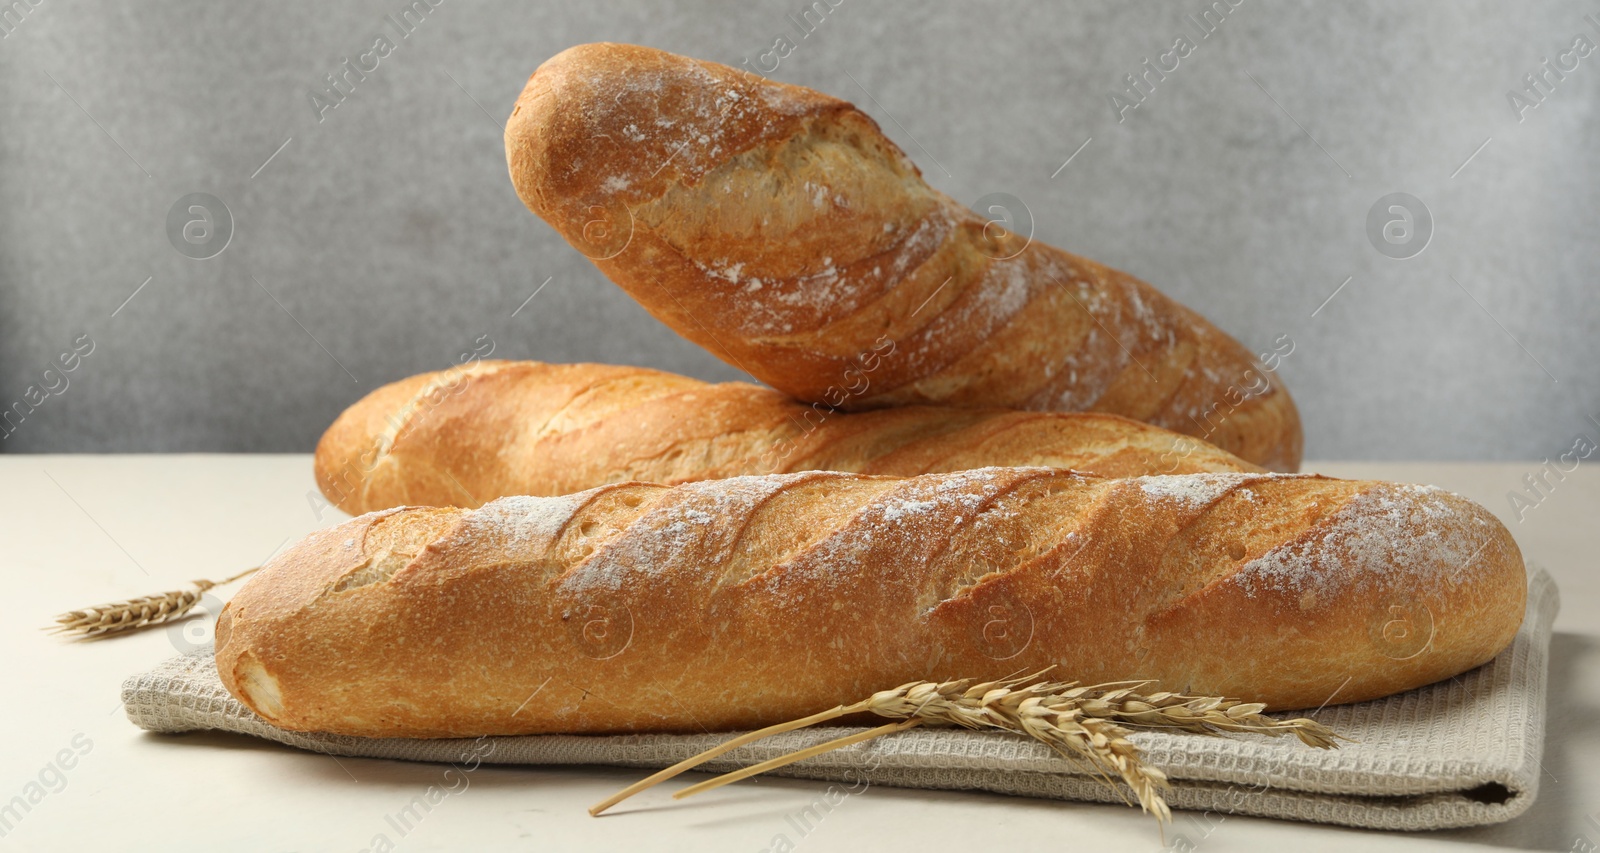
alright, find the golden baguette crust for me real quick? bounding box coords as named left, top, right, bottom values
left=505, top=43, right=1303, bottom=471
left=314, top=360, right=1262, bottom=515
left=217, top=469, right=1525, bottom=737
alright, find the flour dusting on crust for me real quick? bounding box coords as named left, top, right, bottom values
left=1230, top=483, right=1495, bottom=601
left=1136, top=473, right=1260, bottom=509
left=466, top=494, right=589, bottom=548
left=560, top=472, right=822, bottom=594
left=759, top=467, right=1054, bottom=600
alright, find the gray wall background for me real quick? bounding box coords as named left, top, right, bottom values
left=1, top=0, right=1595, bottom=459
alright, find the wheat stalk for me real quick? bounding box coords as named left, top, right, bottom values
left=592, top=669, right=1343, bottom=820
left=46, top=567, right=261, bottom=639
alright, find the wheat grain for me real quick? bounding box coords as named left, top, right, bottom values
left=593, top=668, right=1343, bottom=821
left=47, top=567, right=260, bottom=639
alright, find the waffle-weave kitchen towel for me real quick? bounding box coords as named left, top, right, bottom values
left=123, top=568, right=1558, bottom=830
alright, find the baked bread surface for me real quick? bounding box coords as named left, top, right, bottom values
left=314, top=359, right=1261, bottom=514
left=218, top=468, right=1525, bottom=737
left=505, top=43, right=1303, bottom=470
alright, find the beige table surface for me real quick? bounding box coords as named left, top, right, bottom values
left=0, top=455, right=1594, bottom=852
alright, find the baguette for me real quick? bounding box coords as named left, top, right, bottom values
left=217, top=468, right=1524, bottom=738
left=504, top=43, right=1304, bottom=471
left=315, top=359, right=1260, bottom=515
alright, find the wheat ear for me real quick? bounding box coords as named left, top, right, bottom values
left=47, top=567, right=260, bottom=639
left=593, top=669, right=1342, bottom=820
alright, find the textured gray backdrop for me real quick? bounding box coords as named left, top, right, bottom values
left=1, top=0, right=1595, bottom=459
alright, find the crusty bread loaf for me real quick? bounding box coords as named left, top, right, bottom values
left=504, top=43, right=1303, bottom=471
left=217, top=468, right=1524, bottom=738
left=316, top=359, right=1261, bottom=515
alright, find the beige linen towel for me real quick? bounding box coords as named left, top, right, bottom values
left=122, top=569, right=1557, bottom=831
